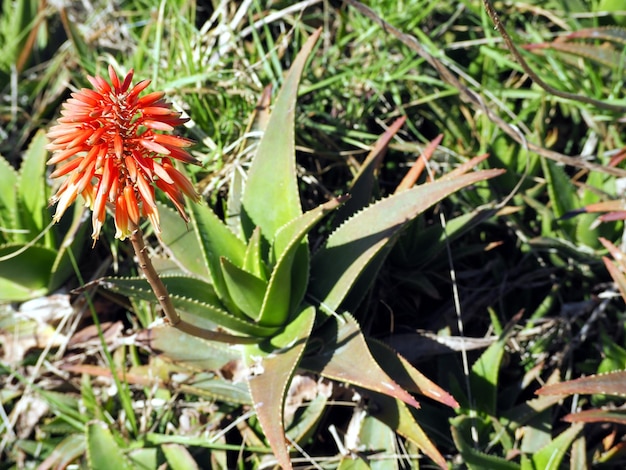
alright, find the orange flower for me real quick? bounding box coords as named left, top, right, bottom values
left=47, top=65, right=199, bottom=241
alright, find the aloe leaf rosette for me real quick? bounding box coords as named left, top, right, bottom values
left=101, top=28, right=503, bottom=469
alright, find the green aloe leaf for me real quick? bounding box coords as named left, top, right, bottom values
left=358, top=416, right=396, bottom=470
left=16, top=129, right=50, bottom=245
left=522, top=423, right=584, bottom=470
left=301, top=313, right=420, bottom=410
left=162, top=443, right=199, bottom=470
left=243, top=226, right=267, bottom=280
left=0, top=153, right=19, bottom=244
left=258, top=197, right=344, bottom=327
left=363, top=390, right=447, bottom=469
left=241, top=28, right=321, bottom=244
left=310, top=169, right=504, bottom=314
left=220, top=257, right=267, bottom=320
left=337, top=456, right=370, bottom=470
left=38, top=434, right=86, bottom=470
left=158, top=202, right=210, bottom=281
left=245, top=304, right=316, bottom=470
left=49, top=203, right=87, bottom=293
left=226, top=85, right=272, bottom=238
left=0, top=243, right=56, bottom=301
left=285, top=393, right=328, bottom=445
left=135, top=325, right=240, bottom=372
left=469, top=330, right=508, bottom=415
left=180, top=375, right=252, bottom=405
left=451, top=416, right=520, bottom=470
left=86, top=421, right=133, bottom=470
left=188, top=200, right=247, bottom=314
left=101, top=276, right=278, bottom=337
left=540, top=157, right=577, bottom=222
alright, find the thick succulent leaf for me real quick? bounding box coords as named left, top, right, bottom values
left=162, top=443, right=199, bottom=470
left=536, top=370, right=626, bottom=397
left=0, top=154, right=18, bottom=243
left=128, top=448, right=158, bottom=470
left=285, top=393, right=328, bottom=445
left=16, top=129, right=50, bottom=244
left=188, top=200, right=246, bottom=314
left=332, top=117, right=406, bottom=229
left=337, top=456, right=371, bottom=470
left=524, top=422, right=584, bottom=470
left=541, top=157, right=578, bottom=220
left=180, top=375, right=252, bottom=405
left=310, top=169, right=504, bottom=314
left=470, top=330, right=507, bottom=415
left=272, top=197, right=345, bottom=262
left=226, top=85, right=273, bottom=238
left=37, top=433, right=86, bottom=470
left=159, top=202, right=211, bottom=281
left=241, top=28, right=321, bottom=243
left=451, top=416, right=520, bottom=470
left=367, top=338, right=459, bottom=408
left=356, top=415, right=397, bottom=470
left=86, top=421, right=134, bottom=470
left=244, top=304, right=316, bottom=470
left=220, top=257, right=267, bottom=320
left=259, top=198, right=344, bottom=327
left=0, top=244, right=55, bottom=301
left=363, top=390, right=447, bottom=469
left=301, top=313, right=420, bottom=410
left=101, top=276, right=278, bottom=337
left=135, top=325, right=240, bottom=371
left=243, top=226, right=267, bottom=280
left=563, top=409, right=626, bottom=424
left=49, top=204, right=88, bottom=293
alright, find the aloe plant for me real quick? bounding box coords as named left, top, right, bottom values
left=0, top=130, right=85, bottom=301
left=101, top=29, right=504, bottom=468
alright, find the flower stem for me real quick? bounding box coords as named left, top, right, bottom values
left=129, top=224, right=258, bottom=344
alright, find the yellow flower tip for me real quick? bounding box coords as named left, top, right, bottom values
left=46, top=65, right=199, bottom=242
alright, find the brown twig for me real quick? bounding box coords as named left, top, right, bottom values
left=342, top=0, right=626, bottom=179
left=129, top=224, right=259, bottom=344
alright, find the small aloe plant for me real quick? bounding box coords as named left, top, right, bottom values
left=0, top=130, right=85, bottom=301
left=100, top=29, right=504, bottom=468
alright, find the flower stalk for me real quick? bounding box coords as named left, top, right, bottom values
left=129, top=223, right=256, bottom=343
left=47, top=65, right=255, bottom=344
